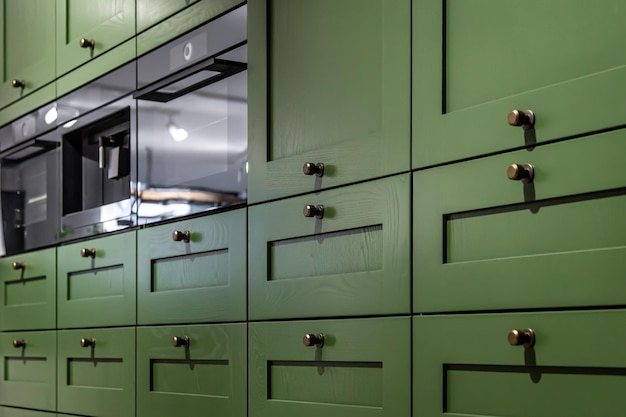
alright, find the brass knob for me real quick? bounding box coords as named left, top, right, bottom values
left=507, top=163, right=534, bottom=183
left=172, top=336, right=190, bottom=348
left=302, top=333, right=324, bottom=348
left=303, top=204, right=324, bottom=219
left=80, top=38, right=95, bottom=50
left=11, top=79, right=25, bottom=89
left=80, top=338, right=96, bottom=348
left=172, top=230, right=191, bottom=243
left=80, top=248, right=96, bottom=258
left=12, top=339, right=26, bottom=348
left=11, top=261, right=25, bottom=270
left=507, top=109, right=535, bottom=128
left=303, top=162, right=324, bottom=177
left=508, top=328, right=535, bottom=348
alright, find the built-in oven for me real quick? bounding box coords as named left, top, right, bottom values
left=134, top=4, right=247, bottom=223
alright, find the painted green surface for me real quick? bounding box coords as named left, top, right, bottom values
left=413, top=0, right=626, bottom=168
left=55, top=0, right=136, bottom=77
left=0, top=248, right=56, bottom=331
left=137, top=209, right=246, bottom=325
left=0, top=84, right=55, bottom=127
left=413, top=311, right=626, bottom=417
left=57, top=327, right=135, bottom=417
left=0, top=331, right=56, bottom=411
left=136, top=323, right=246, bottom=417
left=414, top=130, right=626, bottom=313
left=57, top=232, right=137, bottom=327
left=249, top=174, right=410, bottom=320
left=248, top=0, right=410, bottom=203
left=0, top=0, right=55, bottom=109
left=249, top=317, right=410, bottom=417
left=0, top=406, right=61, bottom=417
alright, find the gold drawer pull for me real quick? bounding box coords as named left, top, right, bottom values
left=12, top=262, right=25, bottom=270
left=80, top=338, right=96, bottom=348
left=507, top=163, right=534, bottom=183
left=80, top=248, right=96, bottom=258
left=302, top=333, right=324, bottom=348
left=303, top=204, right=324, bottom=219
left=12, top=339, right=26, bottom=348
left=11, top=79, right=25, bottom=89
left=172, top=230, right=191, bottom=243
left=508, top=328, right=535, bottom=348
left=80, top=38, right=95, bottom=50
left=507, top=109, right=535, bottom=129
left=171, top=336, right=190, bottom=348
left=303, top=162, right=324, bottom=177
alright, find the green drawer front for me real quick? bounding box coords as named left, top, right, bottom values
left=249, top=317, right=410, bottom=417
left=249, top=174, right=410, bottom=320
left=57, top=327, right=135, bottom=417
left=136, top=323, right=246, bottom=417
left=0, top=407, right=59, bottom=417
left=138, top=209, right=246, bottom=325
left=414, top=130, right=626, bottom=312
left=414, top=310, right=626, bottom=417
left=57, top=232, right=136, bottom=328
left=248, top=0, right=410, bottom=203
left=0, top=331, right=56, bottom=411
left=414, top=0, right=626, bottom=168
left=0, top=249, right=56, bottom=330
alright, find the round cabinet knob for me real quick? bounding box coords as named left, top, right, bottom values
left=11, top=261, right=25, bottom=270
left=303, top=162, right=324, bottom=177
left=507, top=109, right=535, bottom=128
left=12, top=339, right=26, bottom=348
left=171, top=336, right=190, bottom=348
left=80, top=248, right=96, bottom=258
left=303, top=204, right=324, bottom=219
left=172, top=230, right=191, bottom=243
left=302, top=333, right=324, bottom=348
left=507, top=163, right=534, bottom=183
left=11, top=79, right=25, bottom=89
left=80, top=338, right=96, bottom=348
left=80, top=38, right=95, bottom=49
left=508, top=328, right=535, bottom=348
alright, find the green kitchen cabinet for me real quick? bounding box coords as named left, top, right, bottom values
left=247, top=0, right=410, bottom=203
left=55, top=0, right=135, bottom=77
left=137, top=209, right=246, bottom=325
left=249, top=174, right=410, bottom=320
left=0, top=0, right=56, bottom=109
left=414, top=130, right=626, bottom=313
left=57, top=327, right=135, bottom=417
left=414, top=310, right=626, bottom=417
left=136, top=323, right=246, bottom=417
left=249, top=317, right=410, bottom=417
left=0, top=407, right=60, bottom=417
left=57, top=232, right=136, bottom=328
left=0, top=248, right=56, bottom=331
left=413, top=0, right=626, bottom=168
left=0, top=331, right=56, bottom=411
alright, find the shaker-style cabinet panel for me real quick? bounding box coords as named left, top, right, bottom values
left=137, top=209, right=246, bottom=325
left=249, top=317, right=411, bottom=417
left=414, top=310, right=626, bottom=417
left=414, top=130, right=626, bottom=313
left=57, top=232, right=136, bottom=328
left=0, top=0, right=56, bottom=109
left=0, top=248, right=56, bottom=330
left=248, top=0, right=410, bottom=203
left=55, top=0, right=136, bottom=77
left=249, top=174, right=411, bottom=320
left=136, top=324, right=246, bottom=417
left=413, top=0, right=626, bottom=168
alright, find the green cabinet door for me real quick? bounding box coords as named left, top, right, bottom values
left=249, top=174, right=410, bottom=320
left=55, top=0, right=135, bottom=77
left=0, top=407, right=58, bottom=417
left=0, top=248, right=56, bottom=330
left=249, top=317, right=410, bottom=417
left=137, top=324, right=246, bottom=417
left=0, top=331, right=56, bottom=411
left=414, top=130, right=626, bottom=313
left=0, top=0, right=56, bottom=109
left=248, top=0, right=410, bottom=203
left=137, top=209, right=246, bottom=325
left=414, top=0, right=626, bottom=168
left=57, top=232, right=136, bottom=328
left=57, top=327, right=135, bottom=417
left=414, top=310, right=626, bottom=417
